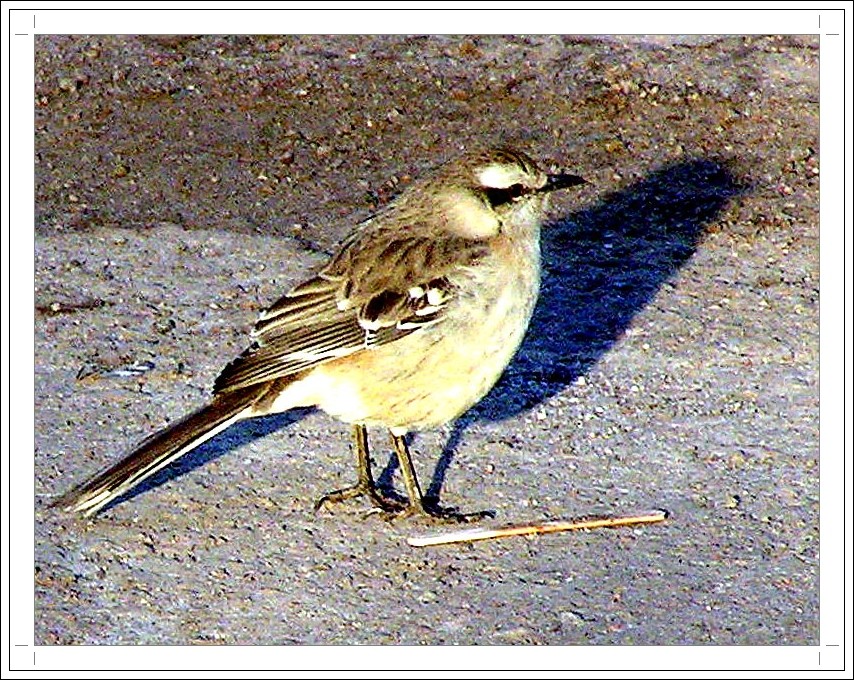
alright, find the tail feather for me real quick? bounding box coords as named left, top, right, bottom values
left=54, top=389, right=259, bottom=517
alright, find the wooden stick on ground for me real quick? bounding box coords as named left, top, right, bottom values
left=407, top=510, right=668, bottom=547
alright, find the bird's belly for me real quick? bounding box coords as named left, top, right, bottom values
left=309, top=271, right=539, bottom=432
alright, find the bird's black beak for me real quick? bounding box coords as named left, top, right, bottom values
left=539, top=173, right=588, bottom=194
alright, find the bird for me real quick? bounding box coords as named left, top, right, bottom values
left=54, top=145, right=587, bottom=520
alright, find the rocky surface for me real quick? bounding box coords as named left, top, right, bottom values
left=34, top=35, right=818, bottom=645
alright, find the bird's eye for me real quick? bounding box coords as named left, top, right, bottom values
left=484, top=183, right=527, bottom=208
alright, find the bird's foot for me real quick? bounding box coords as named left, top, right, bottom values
left=314, top=482, right=406, bottom=514
left=393, top=496, right=496, bottom=524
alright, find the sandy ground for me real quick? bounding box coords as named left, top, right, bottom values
left=34, top=35, right=817, bottom=646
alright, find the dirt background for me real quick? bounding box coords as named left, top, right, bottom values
left=34, top=35, right=818, bottom=646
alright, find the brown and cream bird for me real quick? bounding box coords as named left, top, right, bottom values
left=55, top=145, right=587, bottom=519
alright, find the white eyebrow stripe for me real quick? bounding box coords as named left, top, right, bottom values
left=477, top=164, right=523, bottom=189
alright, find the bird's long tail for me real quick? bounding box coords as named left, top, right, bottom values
left=53, top=388, right=260, bottom=517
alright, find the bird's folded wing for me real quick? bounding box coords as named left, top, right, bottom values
left=213, top=228, right=490, bottom=394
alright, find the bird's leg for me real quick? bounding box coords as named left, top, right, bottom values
left=314, top=424, right=405, bottom=513
left=389, top=432, right=426, bottom=514
left=390, top=432, right=494, bottom=522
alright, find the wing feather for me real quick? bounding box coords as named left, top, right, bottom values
left=214, top=217, right=490, bottom=394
